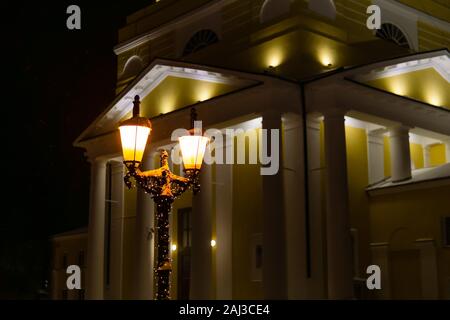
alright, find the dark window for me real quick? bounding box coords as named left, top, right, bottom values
left=177, top=208, right=192, bottom=300
left=376, top=23, right=410, bottom=49
left=183, top=30, right=219, bottom=56
left=444, top=217, right=450, bottom=247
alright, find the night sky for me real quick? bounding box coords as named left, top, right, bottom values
left=4, top=1, right=155, bottom=298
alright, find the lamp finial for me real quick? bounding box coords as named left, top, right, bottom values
left=190, top=108, right=197, bottom=129
left=133, top=95, right=141, bottom=117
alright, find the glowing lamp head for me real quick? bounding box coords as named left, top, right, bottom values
left=178, top=132, right=209, bottom=171
left=119, top=116, right=152, bottom=167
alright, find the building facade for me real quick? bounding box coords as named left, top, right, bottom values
left=50, top=228, right=87, bottom=300
left=72, top=0, right=450, bottom=299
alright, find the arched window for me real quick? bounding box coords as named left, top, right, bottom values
left=121, top=55, right=144, bottom=79
left=260, top=0, right=291, bottom=23
left=308, top=0, right=336, bottom=20
left=376, top=23, right=411, bottom=49
left=183, top=30, right=219, bottom=56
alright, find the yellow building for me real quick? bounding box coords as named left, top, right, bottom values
left=72, top=0, right=450, bottom=299
left=50, top=227, right=87, bottom=300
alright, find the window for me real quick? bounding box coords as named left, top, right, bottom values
left=183, top=30, right=219, bottom=56
left=260, top=0, right=291, bottom=23
left=443, top=217, right=450, bottom=247
left=376, top=23, right=410, bottom=49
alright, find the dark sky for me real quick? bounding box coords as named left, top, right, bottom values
left=4, top=1, right=155, bottom=297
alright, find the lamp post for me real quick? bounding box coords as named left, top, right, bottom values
left=118, top=95, right=208, bottom=300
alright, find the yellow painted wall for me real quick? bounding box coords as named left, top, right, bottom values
left=369, top=184, right=450, bottom=299
left=410, top=143, right=424, bottom=170
left=366, top=68, right=450, bottom=109
left=345, top=126, right=371, bottom=276
left=169, top=174, right=193, bottom=300
left=384, top=138, right=430, bottom=176
left=51, top=235, right=87, bottom=300
left=232, top=129, right=263, bottom=299
left=430, top=144, right=446, bottom=166
left=384, top=136, right=391, bottom=177
left=320, top=123, right=373, bottom=278
left=211, top=163, right=217, bottom=299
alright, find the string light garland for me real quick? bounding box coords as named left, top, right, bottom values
left=124, top=150, right=201, bottom=299
left=119, top=97, right=206, bottom=300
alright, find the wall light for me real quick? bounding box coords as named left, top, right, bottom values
left=196, top=88, right=213, bottom=102
left=425, top=90, right=442, bottom=107
left=210, top=239, right=216, bottom=247
left=171, top=244, right=177, bottom=252
left=318, top=47, right=334, bottom=68
left=265, top=47, right=284, bottom=68
left=390, top=80, right=407, bottom=96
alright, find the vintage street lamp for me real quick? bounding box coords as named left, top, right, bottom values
left=119, top=95, right=208, bottom=300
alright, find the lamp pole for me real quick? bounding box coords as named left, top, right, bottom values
left=119, top=96, right=207, bottom=300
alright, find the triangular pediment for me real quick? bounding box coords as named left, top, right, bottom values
left=74, top=59, right=260, bottom=146
left=351, top=49, right=450, bottom=109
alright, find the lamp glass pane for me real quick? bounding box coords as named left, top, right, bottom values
left=178, top=135, right=209, bottom=170
left=119, top=125, right=150, bottom=163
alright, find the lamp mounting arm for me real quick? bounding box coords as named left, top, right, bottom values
left=123, top=150, right=201, bottom=199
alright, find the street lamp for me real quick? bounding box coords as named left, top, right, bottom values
left=119, top=95, right=208, bottom=300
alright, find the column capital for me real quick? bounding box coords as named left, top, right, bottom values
left=389, top=125, right=411, bottom=137
left=87, top=157, right=108, bottom=167
left=414, top=238, right=436, bottom=247
left=367, top=133, right=384, bottom=145
left=262, top=109, right=282, bottom=122
left=322, top=107, right=347, bottom=119
left=306, top=114, right=322, bottom=131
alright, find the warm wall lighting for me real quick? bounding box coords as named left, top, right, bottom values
left=196, top=86, right=213, bottom=102
left=318, top=47, right=334, bottom=68
left=265, top=47, right=284, bottom=68
left=171, top=244, right=177, bottom=251
left=390, top=80, right=408, bottom=96
left=210, top=239, right=216, bottom=247
left=426, top=90, right=442, bottom=107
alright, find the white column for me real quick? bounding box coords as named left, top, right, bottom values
left=423, top=145, right=432, bottom=168
left=135, top=152, right=155, bottom=300
left=323, top=109, right=354, bottom=299
left=262, top=110, right=288, bottom=299
left=190, top=163, right=213, bottom=299
left=389, top=125, right=412, bottom=182
left=445, top=140, right=450, bottom=163
left=306, top=115, right=326, bottom=298
left=283, top=113, right=307, bottom=299
left=370, top=243, right=391, bottom=299
left=86, top=158, right=107, bottom=300
left=215, top=137, right=233, bottom=299
left=415, top=239, right=439, bottom=299
left=367, top=130, right=385, bottom=184
left=107, top=161, right=125, bottom=299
